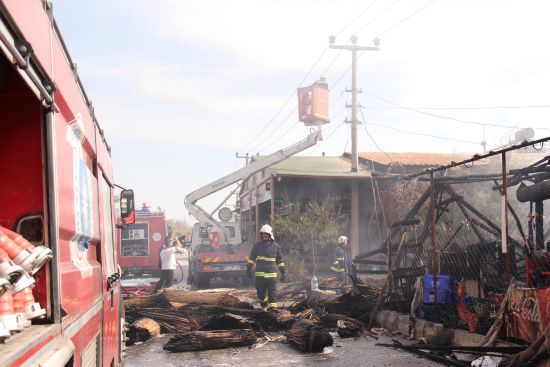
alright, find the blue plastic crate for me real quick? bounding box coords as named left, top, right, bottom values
left=423, top=274, right=458, bottom=292
left=423, top=288, right=457, bottom=304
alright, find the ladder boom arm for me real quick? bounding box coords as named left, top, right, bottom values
left=184, top=129, right=322, bottom=241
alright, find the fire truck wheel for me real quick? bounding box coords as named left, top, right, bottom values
left=239, top=276, right=251, bottom=287
left=195, top=274, right=210, bottom=288
left=187, top=261, right=195, bottom=285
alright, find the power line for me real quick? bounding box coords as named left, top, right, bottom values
left=330, top=0, right=438, bottom=94
left=361, top=104, right=550, bottom=110
left=249, top=105, right=298, bottom=153
left=334, top=0, right=379, bottom=37
left=364, top=120, right=485, bottom=145
left=363, top=91, right=550, bottom=130
left=359, top=109, right=392, bottom=161
left=241, top=0, right=394, bottom=152
left=259, top=93, right=346, bottom=153
left=241, top=0, right=438, bottom=154
left=354, top=0, right=401, bottom=36
left=239, top=47, right=329, bottom=152
left=359, top=109, right=388, bottom=239
left=374, top=0, right=437, bottom=38
left=311, top=121, right=347, bottom=154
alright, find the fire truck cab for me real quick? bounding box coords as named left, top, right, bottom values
left=0, top=1, right=134, bottom=365
left=118, top=203, right=168, bottom=277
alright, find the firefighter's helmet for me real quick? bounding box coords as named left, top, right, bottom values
left=260, top=224, right=274, bottom=240
left=338, top=235, right=348, bottom=244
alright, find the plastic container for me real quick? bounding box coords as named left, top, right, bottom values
left=422, top=274, right=458, bottom=305
left=423, top=274, right=457, bottom=291
left=310, top=275, right=319, bottom=290
left=423, top=289, right=457, bottom=304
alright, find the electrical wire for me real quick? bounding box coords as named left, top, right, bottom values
left=243, top=0, right=440, bottom=154
left=310, top=121, right=347, bottom=154
left=241, top=0, right=436, bottom=153
left=334, top=0, right=379, bottom=38
left=363, top=120, right=484, bottom=145
left=363, top=92, right=550, bottom=131
left=260, top=92, right=346, bottom=154
left=361, top=104, right=550, bottom=110
left=354, top=0, right=402, bottom=36
left=373, top=0, right=437, bottom=39
left=358, top=108, right=388, bottom=239
left=328, top=0, right=440, bottom=101
left=250, top=105, right=298, bottom=153
left=244, top=0, right=405, bottom=153
left=239, top=47, right=329, bottom=152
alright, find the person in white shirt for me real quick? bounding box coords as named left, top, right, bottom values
left=153, top=235, right=182, bottom=292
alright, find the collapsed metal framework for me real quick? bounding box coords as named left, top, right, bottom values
left=354, top=137, right=550, bottom=311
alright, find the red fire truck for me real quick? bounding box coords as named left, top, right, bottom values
left=118, top=203, right=168, bottom=277
left=0, top=1, right=135, bottom=366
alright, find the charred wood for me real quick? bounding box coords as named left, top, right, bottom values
left=163, top=329, right=257, bottom=352
left=126, top=317, right=161, bottom=345
left=286, top=319, right=333, bottom=353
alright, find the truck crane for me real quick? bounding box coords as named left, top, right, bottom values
left=184, top=128, right=323, bottom=287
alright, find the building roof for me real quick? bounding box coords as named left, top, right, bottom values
left=356, top=152, right=475, bottom=167
left=268, top=156, right=371, bottom=178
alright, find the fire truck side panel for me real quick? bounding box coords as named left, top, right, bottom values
left=3, top=0, right=53, bottom=78
left=9, top=326, right=61, bottom=367
left=55, top=101, right=103, bottom=319
left=0, top=1, right=124, bottom=365
left=97, top=168, right=121, bottom=367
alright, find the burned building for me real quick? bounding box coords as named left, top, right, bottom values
left=239, top=152, right=474, bottom=255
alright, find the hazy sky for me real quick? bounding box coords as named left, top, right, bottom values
left=53, top=0, right=550, bottom=220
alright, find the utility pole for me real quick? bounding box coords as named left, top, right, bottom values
left=235, top=152, right=250, bottom=166
left=329, top=35, right=379, bottom=257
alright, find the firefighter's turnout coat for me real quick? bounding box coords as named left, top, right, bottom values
left=331, top=244, right=347, bottom=273
left=247, top=240, right=285, bottom=278
left=247, top=239, right=285, bottom=309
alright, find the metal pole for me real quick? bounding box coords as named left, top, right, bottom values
left=255, top=186, right=260, bottom=242
left=350, top=49, right=361, bottom=257
left=329, top=37, right=379, bottom=258
left=430, top=171, right=437, bottom=305
left=45, top=110, right=61, bottom=323
left=535, top=201, right=544, bottom=251
left=248, top=191, right=253, bottom=242
left=387, top=227, right=392, bottom=295
left=351, top=49, right=358, bottom=172
left=501, top=153, right=510, bottom=286
left=270, top=176, right=275, bottom=226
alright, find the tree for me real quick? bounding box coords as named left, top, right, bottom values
left=273, top=198, right=344, bottom=280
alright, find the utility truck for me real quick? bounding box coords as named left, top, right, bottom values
left=184, top=78, right=330, bottom=288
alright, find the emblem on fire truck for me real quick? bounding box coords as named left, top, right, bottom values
left=67, top=114, right=94, bottom=278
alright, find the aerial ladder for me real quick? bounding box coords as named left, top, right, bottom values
left=184, top=78, right=330, bottom=287
left=184, top=128, right=323, bottom=243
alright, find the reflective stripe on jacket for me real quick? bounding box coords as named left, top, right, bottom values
left=331, top=245, right=346, bottom=273
left=248, top=240, right=285, bottom=277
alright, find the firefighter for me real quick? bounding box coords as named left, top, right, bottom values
left=246, top=224, right=285, bottom=312
left=331, top=235, right=349, bottom=286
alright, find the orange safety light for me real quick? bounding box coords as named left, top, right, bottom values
left=297, top=77, right=330, bottom=126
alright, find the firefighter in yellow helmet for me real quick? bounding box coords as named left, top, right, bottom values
left=331, top=235, right=349, bottom=286
left=246, top=224, right=285, bottom=312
